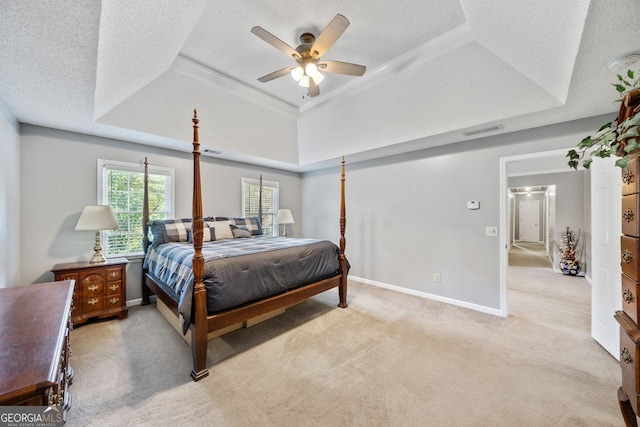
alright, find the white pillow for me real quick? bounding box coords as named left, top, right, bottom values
left=210, top=220, right=234, bottom=241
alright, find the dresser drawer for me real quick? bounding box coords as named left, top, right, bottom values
left=623, top=156, right=640, bottom=196
left=621, top=328, right=640, bottom=414
left=106, top=295, right=122, bottom=308
left=106, top=281, right=122, bottom=296
left=622, top=235, right=640, bottom=280
left=623, top=194, right=640, bottom=237
left=622, top=275, right=640, bottom=325
left=80, top=280, right=104, bottom=299
left=81, top=296, right=105, bottom=312
left=106, top=267, right=122, bottom=282
left=79, top=270, right=105, bottom=285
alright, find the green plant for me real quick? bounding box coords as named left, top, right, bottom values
left=567, top=69, right=640, bottom=170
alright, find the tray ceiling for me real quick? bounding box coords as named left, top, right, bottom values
left=1, top=1, right=639, bottom=171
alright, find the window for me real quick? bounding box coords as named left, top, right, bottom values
left=242, top=177, right=279, bottom=236
left=98, top=159, right=174, bottom=257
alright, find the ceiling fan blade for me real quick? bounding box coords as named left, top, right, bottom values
left=310, top=14, right=350, bottom=58
left=251, top=26, right=301, bottom=60
left=308, top=79, right=320, bottom=97
left=320, top=60, right=366, bottom=76
left=257, top=66, right=293, bottom=83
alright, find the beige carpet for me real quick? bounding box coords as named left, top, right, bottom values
left=509, top=243, right=554, bottom=268
left=66, top=272, right=621, bottom=426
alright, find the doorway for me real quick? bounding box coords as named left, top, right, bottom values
left=518, top=200, right=540, bottom=242
left=499, top=149, right=619, bottom=359
left=498, top=148, right=589, bottom=315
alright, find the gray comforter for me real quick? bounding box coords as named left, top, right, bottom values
left=144, top=236, right=341, bottom=333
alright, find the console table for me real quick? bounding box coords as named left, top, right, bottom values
left=0, top=280, right=74, bottom=419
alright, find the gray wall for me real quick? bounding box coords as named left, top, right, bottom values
left=0, top=97, right=20, bottom=287
left=20, top=125, right=302, bottom=301
left=302, top=117, right=604, bottom=311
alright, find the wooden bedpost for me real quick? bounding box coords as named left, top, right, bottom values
left=141, top=157, right=151, bottom=306
left=338, top=156, right=348, bottom=308
left=190, top=109, right=209, bottom=381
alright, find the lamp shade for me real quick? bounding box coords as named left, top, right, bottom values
left=75, top=205, right=120, bottom=231
left=277, top=209, right=295, bottom=225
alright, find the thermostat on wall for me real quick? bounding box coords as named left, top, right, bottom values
left=467, top=200, right=480, bottom=210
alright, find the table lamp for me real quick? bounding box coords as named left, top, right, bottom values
left=75, top=205, right=120, bottom=263
left=277, top=209, right=295, bottom=237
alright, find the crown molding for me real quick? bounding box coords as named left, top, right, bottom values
left=173, top=24, right=474, bottom=119
left=171, top=55, right=299, bottom=119
left=299, top=23, right=474, bottom=114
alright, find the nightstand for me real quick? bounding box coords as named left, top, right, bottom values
left=52, top=257, right=128, bottom=326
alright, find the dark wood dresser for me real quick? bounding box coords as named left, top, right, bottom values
left=0, top=280, right=74, bottom=419
left=616, top=155, right=640, bottom=426
left=52, top=257, right=128, bottom=326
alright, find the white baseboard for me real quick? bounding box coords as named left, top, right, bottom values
left=126, top=295, right=156, bottom=307
left=584, top=274, right=592, bottom=286
left=349, top=275, right=503, bottom=317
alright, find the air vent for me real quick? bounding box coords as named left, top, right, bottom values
left=462, top=124, right=504, bottom=137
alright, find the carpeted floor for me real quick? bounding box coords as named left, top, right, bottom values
left=509, top=242, right=553, bottom=268
left=66, top=271, right=621, bottom=426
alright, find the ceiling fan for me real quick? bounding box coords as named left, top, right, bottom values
left=251, top=14, right=366, bottom=97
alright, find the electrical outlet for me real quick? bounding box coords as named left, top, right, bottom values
left=434, top=273, right=441, bottom=282
left=485, top=227, right=498, bottom=237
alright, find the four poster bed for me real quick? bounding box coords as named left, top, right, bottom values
left=140, top=110, right=348, bottom=381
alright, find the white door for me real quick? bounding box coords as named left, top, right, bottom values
left=519, top=200, right=539, bottom=241
left=591, top=156, right=622, bottom=359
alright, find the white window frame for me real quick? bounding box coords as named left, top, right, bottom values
left=241, top=177, right=279, bottom=236
left=97, top=159, right=175, bottom=257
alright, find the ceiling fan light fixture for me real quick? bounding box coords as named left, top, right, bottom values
left=291, top=66, right=303, bottom=82
left=305, top=62, right=318, bottom=78
left=252, top=14, right=366, bottom=96
left=311, top=72, right=324, bottom=85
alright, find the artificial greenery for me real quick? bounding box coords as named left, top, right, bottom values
left=551, top=227, right=582, bottom=276
left=567, top=69, right=640, bottom=170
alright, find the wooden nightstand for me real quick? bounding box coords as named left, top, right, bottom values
left=52, top=257, right=128, bottom=326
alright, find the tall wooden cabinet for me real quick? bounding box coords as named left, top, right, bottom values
left=616, top=156, right=640, bottom=426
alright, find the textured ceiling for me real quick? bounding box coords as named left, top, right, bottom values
left=1, top=1, right=640, bottom=171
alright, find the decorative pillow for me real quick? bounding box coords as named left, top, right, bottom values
left=214, top=216, right=263, bottom=235
left=149, top=217, right=213, bottom=247
left=210, top=220, right=234, bottom=240
left=149, top=218, right=192, bottom=247
left=231, top=225, right=252, bottom=238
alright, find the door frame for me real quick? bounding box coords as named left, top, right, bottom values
left=498, top=148, right=579, bottom=317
